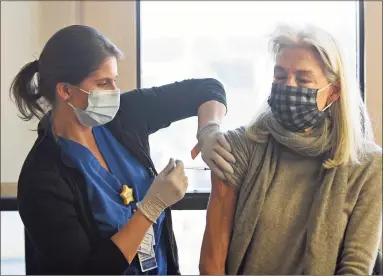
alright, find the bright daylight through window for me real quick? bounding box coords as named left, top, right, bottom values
left=140, top=1, right=359, bottom=193
left=140, top=1, right=360, bottom=274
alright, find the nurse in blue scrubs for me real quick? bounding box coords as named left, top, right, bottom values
left=12, top=25, right=235, bottom=274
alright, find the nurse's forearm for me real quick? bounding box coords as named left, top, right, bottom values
left=111, top=211, right=152, bottom=263
left=200, top=173, right=237, bottom=274
left=197, top=100, right=226, bottom=131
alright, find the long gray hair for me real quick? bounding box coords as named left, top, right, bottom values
left=246, top=24, right=374, bottom=168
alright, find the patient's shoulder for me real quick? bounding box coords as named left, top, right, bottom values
left=223, top=126, right=258, bottom=191
left=224, top=126, right=255, bottom=155
left=347, top=140, right=382, bottom=183
left=224, top=126, right=247, bottom=140
left=348, top=140, right=382, bottom=169
left=361, top=140, right=382, bottom=160
left=359, top=140, right=382, bottom=173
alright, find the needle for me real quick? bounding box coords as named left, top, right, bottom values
left=184, top=167, right=210, bottom=170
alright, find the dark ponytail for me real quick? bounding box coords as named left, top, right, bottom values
left=10, top=60, right=44, bottom=121
left=9, top=25, right=122, bottom=122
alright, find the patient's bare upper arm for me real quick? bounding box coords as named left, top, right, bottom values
left=209, top=172, right=237, bottom=228
left=200, top=173, right=237, bottom=274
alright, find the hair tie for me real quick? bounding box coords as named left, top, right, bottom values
left=33, top=60, right=39, bottom=72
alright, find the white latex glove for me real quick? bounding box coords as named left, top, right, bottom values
left=137, top=158, right=188, bottom=223
left=196, top=121, right=235, bottom=180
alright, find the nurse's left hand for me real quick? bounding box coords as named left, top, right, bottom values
left=192, top=122, right=236, bottom=180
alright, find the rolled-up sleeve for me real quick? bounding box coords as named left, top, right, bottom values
left=223, top=127, right=252, bottom=192
left=119, top=78, right=227, bottom=135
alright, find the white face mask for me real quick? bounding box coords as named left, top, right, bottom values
left=68, top=87, right=120, bottom=127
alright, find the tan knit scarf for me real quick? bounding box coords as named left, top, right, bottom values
left=227, top=114, right=349, bottom=274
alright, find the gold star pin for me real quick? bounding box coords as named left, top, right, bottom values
left=120, top=185, right=134, bottom=205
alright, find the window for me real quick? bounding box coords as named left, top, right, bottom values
left=171, top=210, right=206, bottom=275
left=140, top=1, right=360, bottom=191
left=139, top=1, right=361, bottom=274
left=1, top=211, right=25, bottom=275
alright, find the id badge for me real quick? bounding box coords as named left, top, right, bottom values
left=138, top=233, right=153, bottom=255
left=138, top=251, right=157, bottom=272
left=138, top=226, right=157, bottom=272
left=138, top=226, right=155, bottom=255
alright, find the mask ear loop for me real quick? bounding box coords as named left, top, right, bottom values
left=318, top=82, right=334, bottom=112
left=66, top=85, right=90, bottom=110
left=72, top=85, right=91, bottom=95
left=318, top=82, right=332, bottom=93
left=67, top=100, right=77, bottom=110
left=321, top=101, right=333, bottom=112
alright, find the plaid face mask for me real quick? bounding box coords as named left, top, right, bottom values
left=267, top=83, right=332, bottom=132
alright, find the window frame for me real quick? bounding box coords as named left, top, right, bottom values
left=357, top=0, right=365, bottom=101
left=136, top=0, right=366, bottom=210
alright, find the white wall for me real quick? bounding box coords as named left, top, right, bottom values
left=1, top=1, right=41, bottom=183
left=39, top=1, right=81, bottom=43
left=82, top=1, right=137, bottom=92
left=0, top=1, right=136, bottom=188
left=365, top=1, right=383, bottom=147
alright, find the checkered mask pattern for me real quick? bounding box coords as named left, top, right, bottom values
left=267, top=83, right=327, bottom=132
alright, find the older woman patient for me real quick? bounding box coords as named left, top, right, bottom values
left=200, top=24, right=382, bottom=275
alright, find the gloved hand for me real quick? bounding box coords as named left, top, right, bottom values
left=137, top=158, right=188, bottom=223
left=196, top=121, right=235, bottom=180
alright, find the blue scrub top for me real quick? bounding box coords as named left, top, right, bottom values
left=58, top=125, right=167, bottom=275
